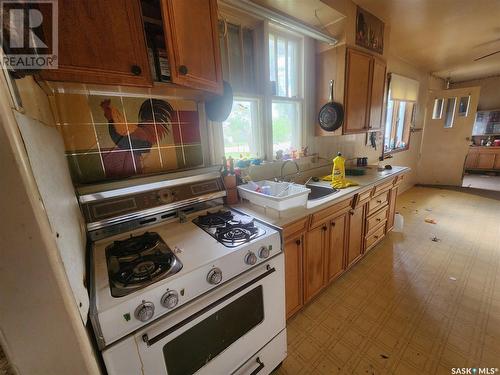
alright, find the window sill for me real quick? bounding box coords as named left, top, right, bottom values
left=384, top=146, right=409, bottom=157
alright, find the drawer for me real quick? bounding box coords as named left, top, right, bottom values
left=366, top=207, right=388, bottom=234
left=373, top=180, right=394, bottom=196
left=310, top=197, right=353, bottom=228
left=353, top=188, right=373, bottom=208
left=368, top=191, right=389, bottom=215
left=365, top=224, right=385, bottom=250
left=282, top=216, right=309, bottom=240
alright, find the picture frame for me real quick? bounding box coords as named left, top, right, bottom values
left=355, top=6, right=384, bottom=54
left=458, top=95, right=471, bottom=117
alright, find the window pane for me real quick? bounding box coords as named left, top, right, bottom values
left=272, top=101, right=299, bottom=156
left=287, top=40, right=297, bottom=97
left=432, top=98, right=444, bottom=119
left=396, top=102, right=406, bottom=147
left=269, top=35, right=276, bottom=84
left=384, top=99, right=394, bottom=152
left=444, top=97, right=457, bottom=128
left=223, top=100, right=258, bottom=159
left=276, top=37, right=287, bottom=97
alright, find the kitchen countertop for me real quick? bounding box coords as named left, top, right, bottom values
left=232, top=166, right=410, bottom=228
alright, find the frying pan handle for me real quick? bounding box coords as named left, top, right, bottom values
left=329, top=80, right=335, bottom=102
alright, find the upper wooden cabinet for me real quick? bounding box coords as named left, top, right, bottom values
left=39, top=0, right=223, bottom=94
left=40, top=0, right=152, bottom=87
left=344, top=48, right=387, bottom=134
left=368, top=58, right=387, bottom=130
left=161, top=0, right=223, bottom=94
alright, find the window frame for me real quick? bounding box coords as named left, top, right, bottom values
left=265, top=24, right=305, bottom=160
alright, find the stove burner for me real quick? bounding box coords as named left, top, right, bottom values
left=105, top=232, right=182, bottom=297
left=196, top=210, right=234, bottom=228
left=216, top=222, right=259, bottom=247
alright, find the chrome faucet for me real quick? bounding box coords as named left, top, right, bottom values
left=280, top=160, right=300, bottom=182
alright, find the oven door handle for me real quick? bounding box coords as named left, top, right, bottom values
left=142, top=265, right=276, bottom=347
left=249, top=357, right=265, bottom=375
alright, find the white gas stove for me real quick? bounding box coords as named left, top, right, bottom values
left=81, top=168, right=287, bottom=375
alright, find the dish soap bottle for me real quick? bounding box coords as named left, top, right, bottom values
left=332, top=152, right=346, bottom=184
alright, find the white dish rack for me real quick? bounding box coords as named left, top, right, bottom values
left=237, top=180, right=310, bottom=211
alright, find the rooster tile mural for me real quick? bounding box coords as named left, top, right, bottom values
left=53, top=93, right=203, bottom=184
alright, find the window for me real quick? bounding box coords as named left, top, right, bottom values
left=384, top=74, right=419, bottom=154
left=443, top=97, right=457, bottom=128
left=222, top=98, right=261, bottom=159
left=213, top=19, right=306, bottom=163
left=384, top=95, right=414, bottom=153
left=269, top=31, right=303, bottom=157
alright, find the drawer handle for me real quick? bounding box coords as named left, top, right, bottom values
left=376, top=200, right=382, bottom=203
left=374, top=235, right=379, bottom=239
left=249, top=357, right=265, bottom=375
left=376, top=218, right=382, bottom=222
left=295, top=239, right=301, bottom=246
left=349, top=209, right=355, bottom=215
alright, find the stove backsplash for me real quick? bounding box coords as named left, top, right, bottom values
left=51, top=93, right=204, bottom=184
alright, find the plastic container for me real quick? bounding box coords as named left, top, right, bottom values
left=393, top=212, right=404, bottom=232
left=237, top=181, right=310, bottom=211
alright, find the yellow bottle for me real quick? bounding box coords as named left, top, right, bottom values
left=331, top=152, right=359, bottom=189
left=332, top=152, right=346, bottom=184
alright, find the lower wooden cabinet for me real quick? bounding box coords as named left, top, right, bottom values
left=282, top=174, right=405, bottom=319
left=284, top=234, right=304, bottom=319
left=304, top=224, right=328, bottom=302
left=465, top=147, right=500, bottom=171
left=326, top=214, right=347, bottom=281
left=346, top=204, right=365, bottom=268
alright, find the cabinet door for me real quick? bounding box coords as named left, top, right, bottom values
left=477, top=152, right=496, bottom=169
left=347, top=205, right=365, bottom=267
left=284, top=235, right=304, bottom=319
left=368, top=58, right=386, bottom=130
left=495, top=154, right=500, bottom=170
left=344, top=49, right=372, bottom=134
left=304, top=224, right=328, bottom=302
left=327, top=214, right=347, bottom=281
left=465, top=151, right=479, bottom=169
left=161, top=0, right=223, bottom=94
left=386, top=187, right=398, bottom=231
left=40, top=0, right=152, bottom=86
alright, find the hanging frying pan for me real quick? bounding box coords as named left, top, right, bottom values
left=206, top=81, right=234, bottom=122
left=318, top=80, right=344, bottom=132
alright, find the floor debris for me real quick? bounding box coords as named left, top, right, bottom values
left=449, top=277, right=457, bottom=281
left=425, top=218, right=437, bottom=224
left=431, top=236, right=440, bottom=242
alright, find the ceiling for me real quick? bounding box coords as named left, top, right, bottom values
left=352, top=0, right=500, bottom=82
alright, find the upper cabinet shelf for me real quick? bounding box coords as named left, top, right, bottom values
left=39, top=0, right=223, bottom=95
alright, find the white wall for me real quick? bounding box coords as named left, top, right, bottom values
left=451, top=75, right=500, bottom=111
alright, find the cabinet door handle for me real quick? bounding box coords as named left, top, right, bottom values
left=295, top=239, right=301, bottom=246
left=349, top=209, right=355, bottom=215
left=331, top=222, right=336, bottom=227
left=322, top=225, right=328, bottom=231
left=131, top=65, right=142, bottom=76
left=179, top=65, right=188, bottom=75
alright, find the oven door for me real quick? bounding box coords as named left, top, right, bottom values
left=102, top=253, right=286, bottom=375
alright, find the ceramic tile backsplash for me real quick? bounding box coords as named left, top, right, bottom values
left=53, top=93, right=204, bottom=184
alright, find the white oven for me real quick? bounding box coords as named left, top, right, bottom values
left=102, top=253, right=286, bottom=375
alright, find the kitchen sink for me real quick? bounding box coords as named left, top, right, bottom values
left=306, top=183, right=338, bottom=200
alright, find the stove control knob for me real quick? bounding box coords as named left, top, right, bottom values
left=161, top=290, right=179, bottom=309
left=207, top=268, right=223, bottom=285
left=258, top=246, right=270, bottom=259
left=244, top=252, right=257, bottom=265
left=134, top=301, right=155, bottom=322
